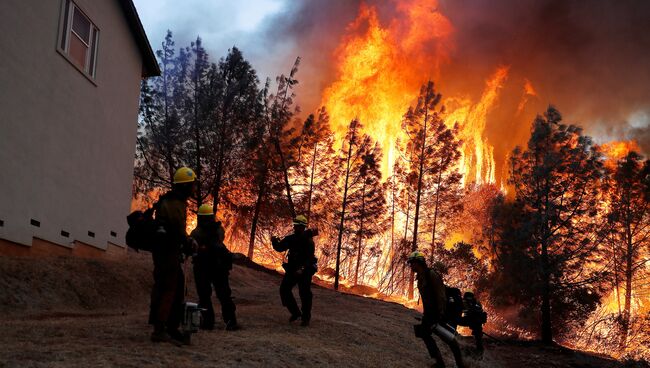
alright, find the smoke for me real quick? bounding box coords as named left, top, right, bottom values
left=256, top=0, right=650, bottom=180
left=135, top=0, right=650, bottom=171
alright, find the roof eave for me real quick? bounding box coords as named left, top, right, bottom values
left=118, top=0, right=160, bottom=78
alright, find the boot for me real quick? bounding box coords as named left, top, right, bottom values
left=151, top=324, right=182, bottom=347
left=289, top=312, right=302, bottom=322
left=225, top=318, right=240, bottom=331
left=167, top=328, right=190, bottom=346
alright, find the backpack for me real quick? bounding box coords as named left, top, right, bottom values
left=445, top=286, right=464, bottom=323
left=125, top=206, right=159, bottom=252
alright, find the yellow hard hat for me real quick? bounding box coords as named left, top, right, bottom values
left=293, top=215, right=308, bottom=226
left=407, top=251, right=426, bottom=264
left=197, top=204, right=214, bottom=216
left=173, top=167, right=196, bottom=184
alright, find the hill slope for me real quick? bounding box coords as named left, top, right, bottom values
left=0, top=254, right=638, bottom=368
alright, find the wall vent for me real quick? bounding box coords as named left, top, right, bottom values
left=0, top=219, right=4, bottom=227
left=87, top=231, right=95, bottom=238
left=30, top=219, right=40, bottom=227
left=61, top=230, right=70, bottom=238
left=110, top=231, right=117, bottom=237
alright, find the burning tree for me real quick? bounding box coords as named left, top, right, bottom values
left=401, top=81, right=462, bottom=298
left=502, top=106, right=606, bottom=343
left=603, top=151, right=650, bottom=347
left=247, top=59, right=301, bottom=260
left=289, top=108, right=341, bottom=267
left=333, top=119, right=385, bottom=289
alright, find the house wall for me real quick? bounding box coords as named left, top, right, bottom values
left=0, top=0, right=144, bottom=254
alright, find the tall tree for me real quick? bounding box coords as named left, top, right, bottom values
left=205, top=47, right=262, bottom=214
left=345, top=143, right=386, bottom=285
left=401, top=81, right=461, bottom=298
left=604, top=151, right=650, bottom=345
left=135, top=31, right=186, bottom=197
left=334, top=119, right=380, bottom=289
left=247, top=59, right=301, bottom=260
left=507, top=106, right=606, bottom=343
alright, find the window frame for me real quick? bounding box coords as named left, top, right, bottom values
left=57, top=0, right=100, bottom=83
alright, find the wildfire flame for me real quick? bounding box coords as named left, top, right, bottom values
left=321, top=0, right=453, bottom=176
left=600, top=140, right=641, bottom=167
left=321, top=0, right=509, bottom=185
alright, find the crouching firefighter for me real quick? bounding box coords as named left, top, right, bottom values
left=190, top=204, right=238, bottom=331
left=461, top=292, right=487, bottom=353
left=408, top=251, right=465, bottom=368
left=149, top=167, right=197, bottom=345
left=444, top=288, right=487, bottom=356
left=271, top=215, right=318, bottom=327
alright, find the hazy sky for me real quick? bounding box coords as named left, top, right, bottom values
left=132, top=0, right=293, bottom=81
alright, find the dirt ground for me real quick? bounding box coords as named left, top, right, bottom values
left=0, top=254, right=642, bottom=368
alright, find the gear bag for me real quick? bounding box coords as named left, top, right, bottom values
left=126, top=206, right=161, bottom=252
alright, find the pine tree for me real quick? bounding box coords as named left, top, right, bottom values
left=344, top=142, right=386, bottom=285
left=604, top=151, right=650, bottom=346
left=401, top=81, right=462, bottom=298
left=507, top=106, right=606, bottom=343
left=135, top=31, right=186, bottom=198
left=334, top=119, right=383, bottom=289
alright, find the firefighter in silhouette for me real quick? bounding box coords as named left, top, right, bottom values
left=460, top=292, right=486, bottom=354
left=149, top=167, right=197, bottom=345
left=408, top=251, right=465, bottom=368
left=445, top=288, right=487, bottom=356
left=271, top=215, right=318, bottom=326
left=190, top=204, right=238, bottom=331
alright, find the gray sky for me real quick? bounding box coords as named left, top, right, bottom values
left=132, top=0, right=293, bottom=81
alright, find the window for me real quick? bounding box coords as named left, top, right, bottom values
left=59, top=0, right=99, bottom=78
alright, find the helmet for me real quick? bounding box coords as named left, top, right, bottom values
left=463, top=291, right=475, bottom=300
left=173, top=167, right=196, bottom=184
left=293, top=215, right=308, bottom=227
left=197, top=204, right=214, bottom=216
left=407, top=251, right=426, bottom=264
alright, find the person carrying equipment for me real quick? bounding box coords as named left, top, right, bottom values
left=408, top=251, right=465, bottom=368
left=190, top=204, right=238, bottom=331
left=460, top=291, right=487, bottom=354
left=272, top=215, right=318, bottom=327
left=149, top=167, right=197, bottom=345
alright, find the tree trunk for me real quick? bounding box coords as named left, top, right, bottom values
left=622, top=206, right=633, bottom=345
left=408, top=109, right=429, bottom=299
left=429, top=156, right=444, bottom=263
left=274, top=138, right=296, bottom=217
left=248, top=166, right=268, bottom=260
left=541, top=238, right=553, bottom=344
left=334, top=131, right=355, bottom=290
left=306, top=142, right=318, bottom=219
left=354, top=181, right=366, bottom=285
left=387, top=174, right=396, bottom=292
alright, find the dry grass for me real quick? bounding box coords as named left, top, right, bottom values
left=0, top=254, right=632, bottom=368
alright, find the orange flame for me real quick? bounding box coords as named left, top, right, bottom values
left=321, top=0, right=453, bottom=176
left=321, top=0, right=505, bottom=185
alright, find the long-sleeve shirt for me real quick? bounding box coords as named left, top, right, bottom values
left=417, top=268, right=447, bottom=327
left=272, top=233, right=316, bottom=269
left=155, top=191, right=188, bottom=252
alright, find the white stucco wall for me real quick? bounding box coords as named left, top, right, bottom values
left=0, top=0, right=143, bottom=249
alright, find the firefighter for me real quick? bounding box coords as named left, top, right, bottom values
left=271, top=215, right=317, bottom=327
left=149, top=167, right=196, bottom=345
left=408, top=251, right=465, bottom=368
left=190, top=204, right=238, bottom=331
left=461, top=291, right=486, bottom=354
